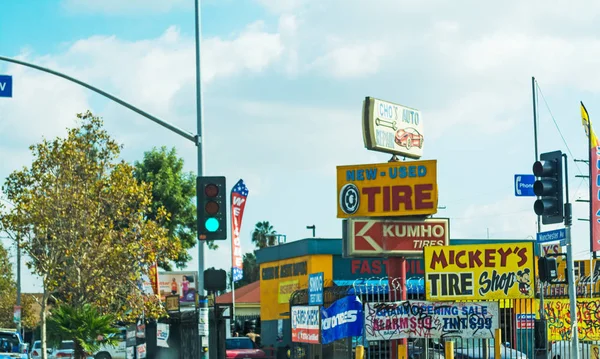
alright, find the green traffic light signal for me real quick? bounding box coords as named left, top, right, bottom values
left=205, top=217, right=219, bottom=232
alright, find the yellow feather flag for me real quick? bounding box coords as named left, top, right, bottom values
left=581, top=101, right=600, bottom=147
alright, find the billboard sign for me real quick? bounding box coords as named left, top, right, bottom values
left=345, top=218, right=449, bottom=256
left=157, top=271, right=198, bottom=306
left=424, top=242, right=535, bottom=301
left=291, top=306, right=320, bottom=344
left=333, top=257, right=424, bottom=279
left=308, top=272, right=324, bottom=306
left=321, top=296, right=363, bottom=344
left=362, top=97, right=423, bottom=158
left=364, top=300, right=499, bottom=340
left=336, top=160, right=438, bottom=218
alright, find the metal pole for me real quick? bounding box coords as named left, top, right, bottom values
left=194, top=0, right=208, bottom=357
left=532, top=77, right=541, bottom=234
left=0, top=56, right=196, bottom=143
left=16, top=235, right=21, bottom=335
left=563, top=153, right=579, bottom=359
left=587, top=106, right=597, bottom=258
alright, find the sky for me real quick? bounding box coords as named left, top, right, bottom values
left=2, top=0, right=600, bottom=292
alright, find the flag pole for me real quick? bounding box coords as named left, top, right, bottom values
left=584, top=102, right=597, bottom=258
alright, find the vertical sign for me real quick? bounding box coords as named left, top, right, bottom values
left=0, top=75, right=12, bottom=98
left=13, top=306, right=21, bottom=324
left=308, top=272, right=324, bottom=306
left=581, top=102, right=600, bottom=252
left=231, top=179, right=249, bottom=282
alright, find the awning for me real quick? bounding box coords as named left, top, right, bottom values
left=333, top=278, right=424, bottom=296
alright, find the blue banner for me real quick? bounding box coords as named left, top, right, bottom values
left=321, top=295, right=364, bottom=344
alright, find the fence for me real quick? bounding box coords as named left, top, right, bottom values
left=288, top=277, right=576, bottom=359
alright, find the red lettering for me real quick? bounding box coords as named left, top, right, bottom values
left=484, top=249, right=496, bottom=267
left=361, top=260, right=371, bottom=274
left=469, top=250, right=483, bottom=267
left=456, top=251, right=467, bottom=268
left=429, top=249, right=447, bottom=270
left=351, top=260, right=360, bottom=274
left=516, top=247, right=528, bottom=266
left=362, top=187, right=380, bottom=212
left=372, top=260, right=382, bottom=274
left=497, top=247, right=513, bottom=267
left=414, top=184, right=434, bottom=209
left=383, top=186, right=390, bottom=211
left=383, top=259, right=390, bottom=275
left=392, top=185, right=412, bottom=210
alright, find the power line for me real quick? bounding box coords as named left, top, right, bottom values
left=535, top=81, right=584, bottom=176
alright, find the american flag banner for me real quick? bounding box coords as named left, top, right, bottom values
left=231, top=179, right=249, bottom=282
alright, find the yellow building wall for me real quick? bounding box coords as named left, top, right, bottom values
left=260, top=254, right=333, bottom=321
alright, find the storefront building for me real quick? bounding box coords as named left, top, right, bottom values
left=255, top=236, right=530, bottom=349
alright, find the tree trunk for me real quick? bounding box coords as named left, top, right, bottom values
left=40, top=290, right=49, bottom=359
left=74, top=341, right=85, bottom=359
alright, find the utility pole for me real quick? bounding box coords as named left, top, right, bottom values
left=16, top=235, right=21, bottom=335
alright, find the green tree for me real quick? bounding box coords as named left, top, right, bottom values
left=251, top=221, right=277, bottom=249
left=0, top=112, right=180, bottom=358
left=47, top=303, right=119, bottom=359
left=133, top=146, right=216, bottom=270
left=0, top=241, right=37, bottom=329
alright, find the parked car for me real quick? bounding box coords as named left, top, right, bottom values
left=92, top=327, right=126, bottom=359
left=0, top=329, right=28, bottom=359
left=28, top=341, right=47, bottom=359
left=452, top=339, right=527, bottom=359
left=225, top=337, right=266, bottom=359
left=547, top=340, right=594, bottom=359
left=48, top=340, right=75, bottom=359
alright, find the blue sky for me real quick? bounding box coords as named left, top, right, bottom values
left=2, top=0, right=600, bottom=292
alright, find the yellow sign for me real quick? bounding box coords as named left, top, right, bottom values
left=593, top=344, right=600, bottom=359
left=278, top=280, right=299, bottom=303
left=336, top=160, right=438, bottom=218
left=260, top=255, right=333, bottom=321
left=424, top=242, right=535, bottom=301
left=545, top=299, right=600, bottom=341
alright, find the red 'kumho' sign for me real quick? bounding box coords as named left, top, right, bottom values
left=345, top=218, right=449, bottom=256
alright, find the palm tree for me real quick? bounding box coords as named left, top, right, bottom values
left=47, top=304, right=119, bottom=359
left=251, top=221, right=277, bottom=249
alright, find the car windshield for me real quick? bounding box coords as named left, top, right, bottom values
left=226, top=338, right=254, bottom=350
left=59, top=341, right=75, bottom=350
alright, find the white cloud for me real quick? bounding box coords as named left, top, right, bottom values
left=311, top=42, right=387, bottom=78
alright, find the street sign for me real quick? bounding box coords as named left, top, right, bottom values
left=514, top=174, right=535, bottom=197
left=345, top=217, right=449, bottom=256
left=308, top=272, right=324, bottom=306
left=536, top=228, right=566, bottom=243
left=0, top=75, right=12, bottom=98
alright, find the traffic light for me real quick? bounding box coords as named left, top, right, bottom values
left=197, top=176, right=227, bottom=240
left=532, top=150, right=563, bottom=224
left=538, top=257, right=558, bottom=283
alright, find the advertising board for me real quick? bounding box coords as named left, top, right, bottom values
left=332, top=257, right=424, bottom=279
left=364, top=300, right=499, bottom=341
left=345, top=218, right=448, bottom=256
left=545, top=298, right=600, bottom=341
left=291, top=306, right=320, bottom=344
left=362, top=97, right=423, bottom=158
left=260, top=255, right=333, bottom=321
left=321, top=296, right=364, bottom=344
left=424, top=242, right=535, bottom=301
left=336, top=160, right=438, bottom=218
left=308, top=272, right=324, bottom=306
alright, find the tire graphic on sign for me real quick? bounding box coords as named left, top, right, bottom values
left=340, top=183, right=360, bottom=214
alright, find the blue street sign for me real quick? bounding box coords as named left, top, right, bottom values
left=0, top=75, right=12, bottom=98
left=515, top=174, right=536, bottom=197
left=537, top=228, right=566, bottom=243
left=308, top=272, right=324, bottom=306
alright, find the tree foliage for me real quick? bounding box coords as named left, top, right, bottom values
left=133, top=146, right=215, bottom=270
left=47, top=303, right=119, bottom=359
left=0, top=112, right=181, bottom=357
left=251, top=221, right=277, bottom=249
left=0, top=242, right=37, bottom=329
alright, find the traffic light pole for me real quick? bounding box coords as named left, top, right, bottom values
left=194, top=0, right=209, bottom=357
left=563, top=153, right=580, bottom=359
